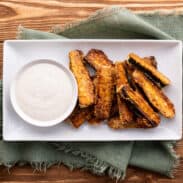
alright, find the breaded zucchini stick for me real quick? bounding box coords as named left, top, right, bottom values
left=94, top=66, right=114, bottom=119
left=69, top=106, right=92, bottom=128
left=132, top=70, right=175, bottom=118
left=88, top=117, right=101, bottom=125
left=69, top=50, right=95, bottom=108
left=123, top=61, right=137, bottom=90
left=121, top=85, right=160, bottom=126
left=115, top=62, right=128, bottom=93
left=92, top=76, right=98, bottom=104
left=108, top=115, right=155, bottom=129
left=108, top=117, right=137, bottom=129
left=125, top=56, right=157, bottom=71
left=114, top=62, right=134, bottom=123
left=110, top=93, right=119, bottom=117
left=143, top=56, right=157, bottom=68
left=136, top=116, right=154, bottom=128
left=117, top=94, right=133, bottom=123
left=84, top=49, right=113, bottom=70
left=126, top=57, right=161, bottom=88
left=124, top=56, right=157, bottom=79
left=128, top=53, right=170, bottom=86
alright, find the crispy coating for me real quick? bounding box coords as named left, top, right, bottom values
left=92, top=76, right=98, bottom=104
left=143, top=56, right=163, bottom=88
left=109, top=96, right=154, bottom=129
left=94, top=66, right=114, bottom=119
left=126, top=57, right=161, bottom=88
left=117, top=94, right=133, bottom=123
left=84, top=49, right=113, bottom=70
left=115, top=62, right=128, bottom=93
left=88, top=117, right=101, bottom=125
left=114, top=62, right=133, bottom=123
left=123, top=61, right=137, bottom=90
left=124, top=56, right=157, bottom=73
left=108, top=117, right=137, bottom=129
left=128, top=53, right=170, bottom=86
left=69, top=50, right=95, bottom=108
left=125, top=56, right=157, bottom=69
left=135, top=116, right=155, bottom=128
left=133, top=70, right=175, bottom=118
left=121, top=85, right=160, bottom=126
left=69, top=106, right=92, bottom=128
left=108, top=116, right=155, bottom=129
left=110, top=102, right=119, bottom=117
left=110, top=93, right=119, bottom=117
left=143, top=56, right=157, bottom=68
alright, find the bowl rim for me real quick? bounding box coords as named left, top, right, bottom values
left=10, top=59, right=78, bottom=127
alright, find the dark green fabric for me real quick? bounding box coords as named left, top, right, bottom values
left=0, top=7, right=181, bottom=180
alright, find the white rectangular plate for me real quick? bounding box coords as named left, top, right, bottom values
left=3, top=40, right=182, bottom=141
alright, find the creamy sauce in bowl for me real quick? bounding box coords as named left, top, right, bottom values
left=11, top=59, right=77, bottom=127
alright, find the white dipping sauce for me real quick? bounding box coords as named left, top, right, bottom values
left=14, top=62, right=73, bottom=122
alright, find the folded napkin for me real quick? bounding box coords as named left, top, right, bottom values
left=0, top=7, right=182, bottom=180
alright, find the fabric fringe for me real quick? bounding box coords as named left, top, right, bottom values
left=16, top=25, right=24, bottom=40
left=0, top=123, right=2, bottom=139
left=167, top=142, right=180, bottom=178
left=0, top=160, right=84, bottom=174
left=51, top=6, right=183, bottom=35
left=53, top=143, right=124, bottom=181
left=137, top=9, right=183, bottom=15
left=51, top=6, right=126, bottom=34
left=161, top=141, right=180, bottom=178
left=0, top=158, right=123, bottom=181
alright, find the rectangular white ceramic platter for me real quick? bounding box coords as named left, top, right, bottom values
left=3, top=40, right=182, bottom=141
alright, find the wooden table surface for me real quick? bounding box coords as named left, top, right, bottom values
left=0, top=0, right=183, bottom=183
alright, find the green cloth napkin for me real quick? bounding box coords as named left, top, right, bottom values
left=0, top=7, right=181, bottom=180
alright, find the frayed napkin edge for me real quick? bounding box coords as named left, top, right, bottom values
left=0, top=143, right=125, bottom=181
left=53, top=143, right=125, bottom=181
left=162, top=141, right=180, bottom=178
left=17, top=25, right=24, bottom=40
left=0, top=160, right=86, bottom=175
left=50, top=6, right=183, bottom=35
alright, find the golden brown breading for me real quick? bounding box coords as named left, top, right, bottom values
left=115, top=62, right=128, bottom=93
left=128, top=53, right=170, bottom=86
left=88, top=117, right=101, bottom=125
left=110, top=102, right=118, bottom=117
left=108, top=117, right=135, bottom=129
left=126, top=57, right=161, bottom=88
left=108, top=115, right=155, bottom=129
left=69, top=106, right=92, bottom=128
left=143, top=56, right=157, bottom=68
left=143, top=56, right=162, bottom=88
left=135, top=116, right=154, bottom=128
left=84, top=49, right=113, bottom=70
left=114, top=62, right=134, bottom=123
left=123, top=61, right=137, bottom=90
left=121, top=85, right=160, bottom=126
left=124, top=56, right=157, bottom=72
left=132, top=70, right=175, bottom=118
left=110, top=93, right=119, bottom=117
left=69, top=50, right=95, bottom=108
left=92, top=76, right=98, bottom=104
left=109, top=96, right=153, bottom=129
left=117, top=95, right=133, bottom=123
left=94, top=66, right=114, bottom=119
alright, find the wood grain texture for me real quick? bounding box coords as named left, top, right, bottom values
left=0, top=0, right=183, bottom=182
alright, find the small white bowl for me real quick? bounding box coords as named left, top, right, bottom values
left=10, top=59, right=78, bottom=127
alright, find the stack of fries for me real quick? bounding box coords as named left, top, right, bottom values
left=68, top=49, right=175, bottom=129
